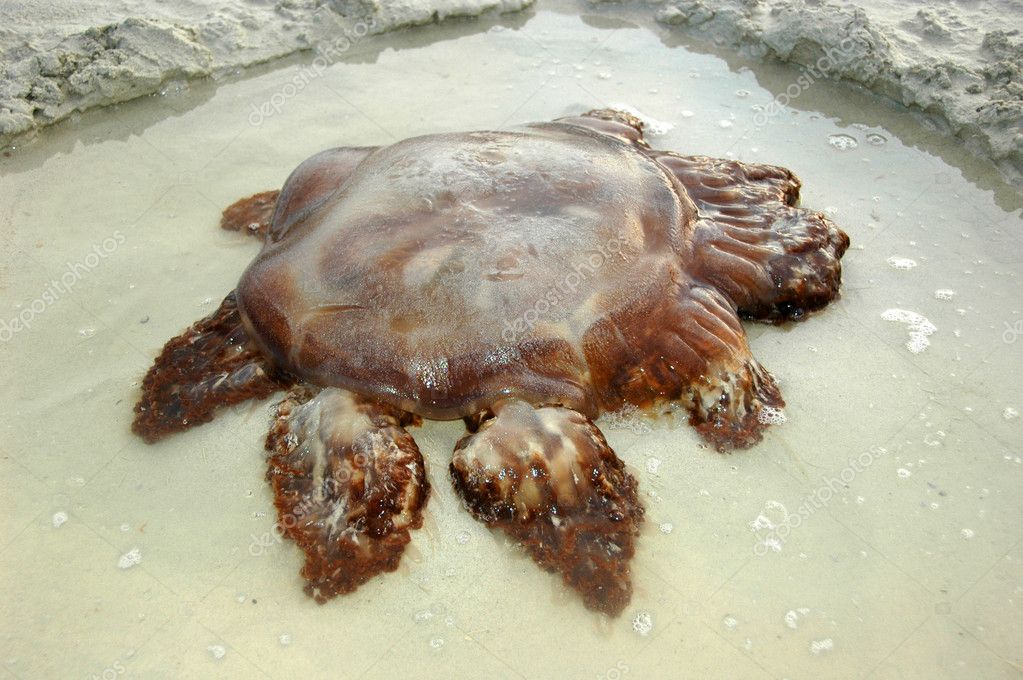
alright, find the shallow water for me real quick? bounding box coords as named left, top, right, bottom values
left=1, top=4, right=1021, bottom=679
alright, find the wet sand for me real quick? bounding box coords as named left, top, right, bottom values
left=1, top=5, right=1021, bottom=679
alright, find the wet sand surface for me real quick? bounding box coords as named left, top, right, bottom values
left=1, top=6, right=1021, bottom=679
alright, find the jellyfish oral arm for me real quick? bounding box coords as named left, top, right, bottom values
left=450, top=399, right=644, bottom=616
left=265, top=386, right=429, bottom=602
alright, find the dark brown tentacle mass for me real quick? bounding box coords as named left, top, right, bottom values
left=450, top=400, right=643, bottom=616
left=266, top=387, right=429, bottom=602
left=685, top=357, right=785, bottom=450
left=654, top=153, right=850, bottom=322
left=221, top=190, right=280, bottom=239
left=132, top=292, right=292, bottom=443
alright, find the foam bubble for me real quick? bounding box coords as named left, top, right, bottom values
left=882, top=309, right=936, bottom=353
left=601, top=404, right=653, bottom=434
left=784, top=610, right=799, bottom=629
left=207, top=645, right=226, bottom=660
left=632, top=611, right=654, bottom=636
left=810, top=638, right=834, bottom=655
left=607, top=102, right=675, bottom=135
left=784, top=607, right=810, bottom=630
left=934, top=289, right=955, bottom=300
left=52, top=511, right=68, bottom=528
left=758, top=406, right=787, bottom=425
left=828, top=134, right=858, bottom=150
left=118, top=547, right=142, bottom=569
left=886, top=256, right=917, bottom=270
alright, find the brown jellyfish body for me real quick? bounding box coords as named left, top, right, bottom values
left=133, top=109, right=849, bottom=616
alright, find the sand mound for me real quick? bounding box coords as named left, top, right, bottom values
left=654, top=0, right=1023, bottom=185
left=0, top=0, right=533, bottom=144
